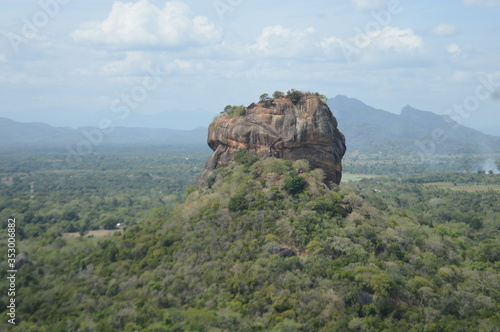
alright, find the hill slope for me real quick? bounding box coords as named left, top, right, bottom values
left=4, top=157, right=499, bottom=331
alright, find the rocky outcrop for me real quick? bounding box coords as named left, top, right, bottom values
left=277, top=247, right=297, bottom=258
left=15, top=253, right=32, bottom=270
left=197, top=93, right=346, bottom=185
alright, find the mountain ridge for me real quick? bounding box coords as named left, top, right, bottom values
left=1, top=96, right=498, bottom=154
left=0, top=116, right=208, bottom=152
left=328, top=95, right=500, bottom=155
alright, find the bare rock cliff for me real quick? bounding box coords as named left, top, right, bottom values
left=197, top=93, right=346, bottom=185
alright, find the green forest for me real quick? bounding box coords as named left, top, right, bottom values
left=0, top=151, right=499, bottom=331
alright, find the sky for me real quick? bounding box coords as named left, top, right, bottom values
left=0, top=0, right=499, bottom=135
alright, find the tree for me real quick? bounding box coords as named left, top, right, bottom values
left=292, top=159, right=310, bottom=173
left=228, top=194, right=248, bottom=212
left=273, top=91, right=285, bottom=99
left=259, top=93, right=270, bottom=102
left=286, top=89, right=302, bottom=103
left=102, top=215, right=119, bottom=230
left=315, top=92, right=327, bottom=101
left=234, top=150, right=259, bottom=167
left=284, top=174, right=306, bottom=195
left=220, top=105, right=246, bottom=117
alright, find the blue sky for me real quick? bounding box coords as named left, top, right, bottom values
left=0, top=0, right=499, bottom=134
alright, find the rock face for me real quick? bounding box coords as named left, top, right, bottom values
left=197, top=93, right=346, bottom=185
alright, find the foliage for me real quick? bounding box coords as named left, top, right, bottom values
left=220, top=105, right=246, bottom=117
left=258, top=93, right=275, bottom=107
left=0, top=151, right=499, bottom=331
left=286, top=89, right=303, bottom=103
left=234, top=149, right=259, bottom=168
left=272, top=91, right=285, bottom=99
left=315, top=92, right=328, bottom=101
left=343, top=153, right=500, bottom=176
left=292, top=159, right=310, bottom=173
left=254, top=90, right=326, bottom=105
left=228, top=194, right=248, bottom=212
left=0, top=151, right=209, bottom=235
left=283, top=174, right=307, bottom=195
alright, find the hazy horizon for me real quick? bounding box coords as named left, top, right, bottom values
left=1, top=0, right=499, bottom=136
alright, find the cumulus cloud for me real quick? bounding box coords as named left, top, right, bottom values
left=72, top=0, right=222, bottom=50
left=446, top=43, right=462, bottom=56
left=101, top=52, right=150, bottom=76
left=432, top=24, right=457, bottom=36
left=248, top=25, right=316, bottom=57
left=350, top=0, right=388, bottom=11
left=463, top=0, right=500, bottom=6
left=372, top=27, right=424, bottom=53
left=321, top=26, right=424, bottom=63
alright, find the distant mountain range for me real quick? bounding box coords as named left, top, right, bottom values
left=1, top=95, right=498, bottom=155
left=116, top=108, right=217, bottom=130
left=0, top=117, right=209, bottom=152
left=328, top=95, right=500, bottom=155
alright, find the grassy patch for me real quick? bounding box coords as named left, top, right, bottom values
left=342, top=173, right=381, bottom=182
left=63, top=228, right=122, bottom=239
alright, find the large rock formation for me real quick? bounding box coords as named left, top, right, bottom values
left=197, top=93, right=346, bottom=185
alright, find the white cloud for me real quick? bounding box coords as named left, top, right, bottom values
left=451, top=70, right=470, bottom=82
left=248, top=25, right=317, bottom=57
left=101, top=52, right=148, bottom=76
left=321, top=26, right=424, bottom=64
left=371, top=27, right=424, bottom=53
left=351, top=0, right=388, bottom=11
left=446, top=43, right=462, bottom=56
left=463, top=0, right=500, bottom=6
left=0, top=54, right=6, bottom=63
left=432, top=24, right=457, bottom=36
left=72, top=0, right=222, bottom=50
left=320, top=36, right=348, bottom=60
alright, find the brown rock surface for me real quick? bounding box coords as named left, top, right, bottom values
left=197, top=93, right=346, bottom=185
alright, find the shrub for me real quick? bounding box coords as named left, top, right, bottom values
left=259, top=93, right=270, bottom=101
left=314, top=92, right=327, bottom=101
left=228, top=194, right=248, bottom=212
left=273, top=91, right=285, bottom=99
left=284, top=174, right=307, bottom=195
left=234, top=150, right=259, bottom=167
left=220, top=105, right=246, bottom=117
left=292, top=159, right=310, bottom=173
left=263, top=159, right=292, bottom=174
left=286, top=89, right=302, bottom=103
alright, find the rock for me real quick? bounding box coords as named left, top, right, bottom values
left=277, top=247, right=297, bottom=258
left=197, top=93, right=346, bottom=186
left=15, top=253, right=32, bottom=270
